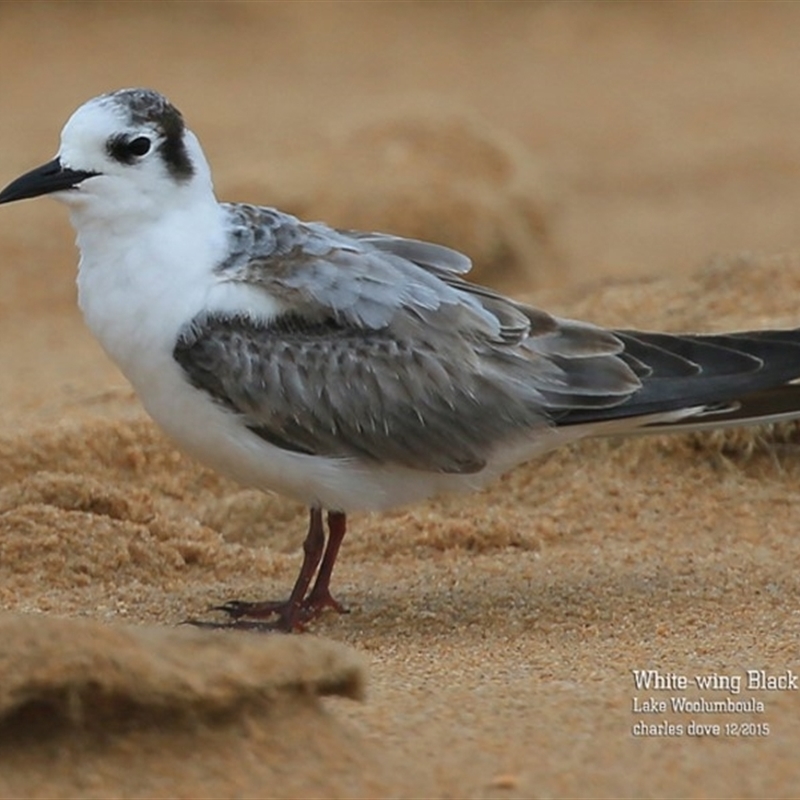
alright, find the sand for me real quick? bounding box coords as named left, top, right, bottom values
left=1, top=3, right=800, bottom=798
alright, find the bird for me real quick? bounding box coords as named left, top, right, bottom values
left=3, top=88, right=800, bottom=632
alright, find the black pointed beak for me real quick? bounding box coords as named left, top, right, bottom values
left=0, top=158, right=99, bottom=205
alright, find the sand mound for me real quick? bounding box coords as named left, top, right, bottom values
left=0, top=613, right=392, bottom=799
left=0, top=613, right=365, bottom=729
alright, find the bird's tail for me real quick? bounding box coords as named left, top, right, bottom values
left=558, top=329, right=800, bottom=434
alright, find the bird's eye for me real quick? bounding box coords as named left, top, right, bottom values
left=128, top=136, right=151, bottom=156
left=107, top=133, right=154, bottom=164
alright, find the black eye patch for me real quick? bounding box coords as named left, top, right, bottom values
left=106, top=134, right=153, bottom=164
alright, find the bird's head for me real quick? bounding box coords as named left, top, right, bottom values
left=0, top=88, right=214, bottom=223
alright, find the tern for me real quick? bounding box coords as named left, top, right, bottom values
left=2, top=88, right=800, bottom=631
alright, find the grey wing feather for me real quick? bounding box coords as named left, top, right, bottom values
left=176, top=204, right=645, bottom=473
left=192, top=204, right=800, bottom=473
left=173, top=312, right=641, bottom=474
left=348, top=231, right=473, bottom=275
left=217, top=204, right=529, bottom=339
left=216, top=204, right=628, bottom=350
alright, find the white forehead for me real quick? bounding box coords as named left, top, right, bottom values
left=59, top=96, right=141, bottom=166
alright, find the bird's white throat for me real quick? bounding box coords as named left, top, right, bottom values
left=74, top=196, right=225, bottom=379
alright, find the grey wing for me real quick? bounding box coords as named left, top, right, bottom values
left=174, top=312, right=644, bottom=474
left=217, top=204, right=566, bottom=342
left=180, top=204, right=644, bottom=473
left=200, top=204, right=800, bottom=470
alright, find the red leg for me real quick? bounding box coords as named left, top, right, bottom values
left=209, top=507, right=326, bottom=631
left=302, top=511, right=349, bottom=615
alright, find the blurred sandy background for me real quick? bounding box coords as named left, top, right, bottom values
left=1, top=2, right=800, bottom=797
